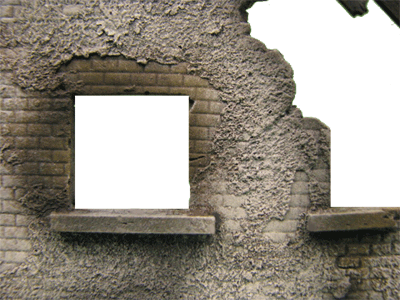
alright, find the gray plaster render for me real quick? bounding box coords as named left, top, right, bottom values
left=0, top=0, right=399, bottom=299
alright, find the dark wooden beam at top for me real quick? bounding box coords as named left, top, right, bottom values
left=374, top=0, right=400, bottom=26
left=337, top=0, right=369, bottom=17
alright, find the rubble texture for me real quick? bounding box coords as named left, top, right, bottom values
left=1, top=0, right=399, bottom=299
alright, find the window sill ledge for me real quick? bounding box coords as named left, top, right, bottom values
left=49, top=209, right=216, bottom=235
left=307, top=209, right=398, bottom=232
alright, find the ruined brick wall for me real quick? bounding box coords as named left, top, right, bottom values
left=58, top=55, right=224, bottom=182
left=1, top=0, right=399, bottom=299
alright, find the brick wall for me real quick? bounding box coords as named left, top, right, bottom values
left=260, top=117, right=330, bottom=243
left=324, top=220, right=400, bottom=299
left=0, top=55, right=224, bottom=272
left=0, top=0, right=21, bottom=23
left=59, top=55, right=224, bottom=181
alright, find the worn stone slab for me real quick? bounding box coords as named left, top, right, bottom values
left=50, top=209, right=215, bottom=234
left=307, top=210, right=396, bottom=232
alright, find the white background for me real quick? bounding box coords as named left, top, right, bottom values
left=248, top=0, right=400, bottom=207
left=75, top=96, right=190, bottom=209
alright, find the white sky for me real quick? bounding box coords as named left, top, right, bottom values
left=248, top=0, right=400, bottom=207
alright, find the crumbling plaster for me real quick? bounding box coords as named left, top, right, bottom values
left=1, top=0, right=392, bottom=299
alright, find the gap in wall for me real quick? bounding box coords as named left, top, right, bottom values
left=74, top=95, right=190, bottom=209
left=248, top=0, right=400, bottom=207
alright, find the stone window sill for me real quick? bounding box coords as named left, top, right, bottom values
left=49, top=209, right=216, bottom=235
left=307, top=209, right=398, bottom=232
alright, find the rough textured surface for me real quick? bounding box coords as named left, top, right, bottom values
left=50, top=209, right=216, bottom=234
left=0, top=0, right=399, bottom=299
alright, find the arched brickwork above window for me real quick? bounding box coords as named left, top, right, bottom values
left=58, top=56, right=225, bottom=181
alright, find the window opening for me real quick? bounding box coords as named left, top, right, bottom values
left=74, top=95, right=190, bottom=209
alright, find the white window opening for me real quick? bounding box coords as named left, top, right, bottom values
left=74, top=95, right=190, bottom=209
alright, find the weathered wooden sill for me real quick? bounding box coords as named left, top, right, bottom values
left=307, top=209, right=398, bottom=232
left=50, top=209, right=216, bottom=235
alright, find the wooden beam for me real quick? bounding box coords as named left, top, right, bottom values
left=374, top=0, right=400, bottom=26
left=337, top=0, right=369, bottom=17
